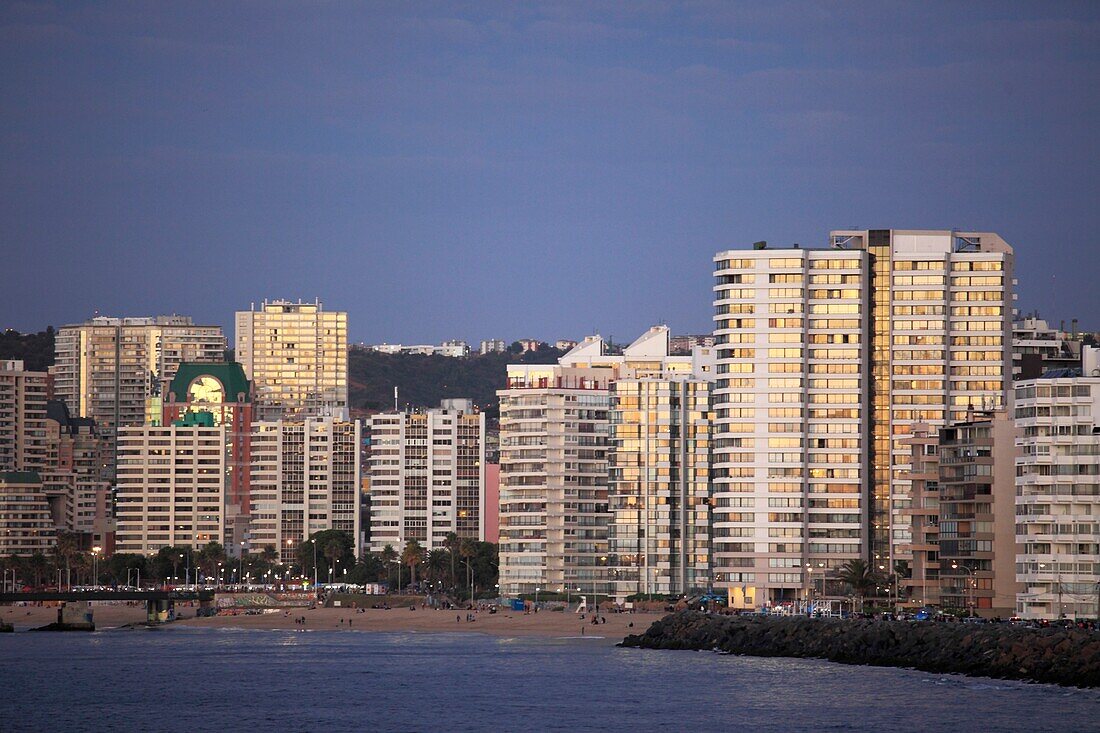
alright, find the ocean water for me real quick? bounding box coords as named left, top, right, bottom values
left=2, top=627, right=1097, bottom=732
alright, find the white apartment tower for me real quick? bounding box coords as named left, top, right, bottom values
left=114, top=423, right=227, bottom=554
left=235, top=299, right=348, bottom=420
left=608, top=337, right=715, bottom=601
left=497, top=327, right=703, bottom=599
left=249, top=418, right=361, bottom=563
left=712, top=230, right=1013, bottom=607
left=1014, top=347, right=1100, bottom=620
left=367, top=399, right=486, bottom=553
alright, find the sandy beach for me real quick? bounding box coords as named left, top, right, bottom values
left=1, top=603, right=662, bottom=645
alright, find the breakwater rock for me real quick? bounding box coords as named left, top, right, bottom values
left=620, top=611, right=1100, bottom=688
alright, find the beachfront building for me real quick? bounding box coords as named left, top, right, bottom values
left=249, top=418, right=361, bottom=564
left=235, top=299, right=348, bottom=420
left=936, top=409, right=1019, bottom=617
left=1, top=360, right=113, bottom=551
left=0, top=471, right=54, bottom=556
left=1014, top=347, right=1100, bottom=620
left=367, top=399, right=486, bottom=553
left=711, top=230, right=1014, bottom=608
left=899, top=424, right=941, bottom=608
left=608, top=373, right=713, bottom=601
left=114, top=420, right=227, bottom=554
left=497, top=326, right=706, bottom=599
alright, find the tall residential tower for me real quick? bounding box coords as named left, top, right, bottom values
left=711, top=230, right=1013, bottom=607
left=235, top=299, right=348, bottom=420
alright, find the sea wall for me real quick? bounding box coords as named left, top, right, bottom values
left=620, top=611, right=1100, bottom=688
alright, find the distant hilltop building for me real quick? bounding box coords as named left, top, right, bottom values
left=480, top=339, right=507, bottom=355
left=554, top=339, right=578, bottom=351
left=366, top=340, right=471, bottom=358
left=515, top=339, right=542, bottom=353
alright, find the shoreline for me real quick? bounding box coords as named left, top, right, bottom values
left=1, top=604, right=659, bottom=645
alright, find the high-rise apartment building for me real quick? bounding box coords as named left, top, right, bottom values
left=249, top=418, right=361, bottom=564
left=900, top=424, right=941, bottom=608
left=0, top=471, right=54, bottom=556
left=828, top=229, right=1014, bottom=572
left=160, top=362, right=255, bottom=554
left=41, top=401, right=112, bottom=548
left=1015, top=347, right=1100, bottom=620
left=497, top=327, right=702, bottom=599
left=712, top=247, right=869, bottom=608
left=1, top=360, right=113, bottom=551
left=712, top=230, right=1013, bottom=607
left=936, top=409, right=1018, bottom=617
left=608, top=374, right=713, bottom=601
left=114, top=422, right=227, bottom=554
left=235, top=299, right=348, bottom=420
left=367, top=399, right=486, bottom=553
left=53, top=316, right=226, bottom=436
left=0, top=360, right=50, bottom=472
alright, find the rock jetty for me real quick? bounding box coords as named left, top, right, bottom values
left=620, top=611, right=1100, bottom=688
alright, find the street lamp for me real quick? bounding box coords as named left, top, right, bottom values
left=879, top=564, right=900, bottom=615
left=312, top=538, right=319, bottom=590
left=239, top=541, right=245, bottom=588
left=91, top=546, right=102, bottom=587
left=535, top=586, right=540, bottom=605
left=951, top=562, right=976, bottom=617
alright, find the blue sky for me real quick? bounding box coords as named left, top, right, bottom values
left=3, top=1, right=1099, bottom=343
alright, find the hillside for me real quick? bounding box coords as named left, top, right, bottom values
left=348, top=347, right=564, bottom=415
left=0, top=328, right=56, bottom=371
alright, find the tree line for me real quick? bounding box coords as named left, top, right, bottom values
left=2, top=530, right=498, bottom=600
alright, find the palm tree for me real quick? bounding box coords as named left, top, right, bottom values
left=402, top=540, right=424, bottom=587
left=443, top=532, right=459, bottom=591
left=379, top=544, right=398, bottom=591
left=459, top=539, right=477, bottom=601
left=54, top=531, right=80, bottom=589
left=426, top=549, right=449, bottom=584
left=324, top=538, right=345, bottom=582
left=838, top=559, right=880, bottom=612
left=199, top=541, right=226, bottom=581
left=29, top=551, right=48, bottom=588
left=261, top=545, right=278, bottom=564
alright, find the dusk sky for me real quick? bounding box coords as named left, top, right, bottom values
left=4, top=2, right=1099, bottom=344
